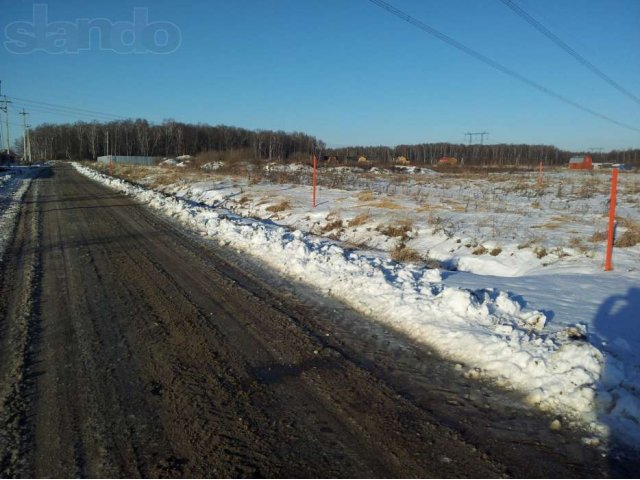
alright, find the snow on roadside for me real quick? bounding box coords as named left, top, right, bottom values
left=72, top=162, right=639, bottom=444
left=0, top=170, right=32, bottom=263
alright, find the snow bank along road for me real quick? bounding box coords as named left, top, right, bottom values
left=0, top=163, right=634, bottom=477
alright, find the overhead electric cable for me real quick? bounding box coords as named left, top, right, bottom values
left=366, top=0, right=640, bottom=133
left=7, top=96, right=126, bottom=120
left=498, top=0, right=640, bottom=106
left=9, top=102, right=123, bottom=122
left=9, top=104, right=115, bottom=121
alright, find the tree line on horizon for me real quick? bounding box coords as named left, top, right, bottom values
left=21, top=119, right=640, bottom=166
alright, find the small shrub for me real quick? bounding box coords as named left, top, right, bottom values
left=589, top=230, right=607, bottom=243
left=320, top=219, right=344, bottom=233
left=377, top=220, right=413, bottom=240
left=534, top=246, right=548, bottom=259
left=266, top=200, right=290, bottom=213
left=473, top=245, right=487, bottom=255
left=568, top=236, right=583, bottom=248
left=615, top=221, right=640, bottom=247
left=427, top=211, right=442, bottom=226
left=391, top=245, right=422, bottom=263
left=551, top=247, right=570, bottom=258
left=489, top=247, right=502, bottom=256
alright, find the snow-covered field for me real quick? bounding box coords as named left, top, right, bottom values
left=73, top=161, right=640, bottom=448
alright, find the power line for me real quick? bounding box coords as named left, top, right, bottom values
left=9, top=103, right=119, bottom=122
left=498, top=0, right=640, bottom=106
left=466, top=131, right=489, bottom=145
left=366, top=0, right=640, bottom=134
left=6, top=96, right=126, bottom=121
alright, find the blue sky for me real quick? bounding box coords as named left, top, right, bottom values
left=1, top=0, right=639, bottom=151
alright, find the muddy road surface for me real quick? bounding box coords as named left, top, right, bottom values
left=0, top=164, right=633, bottom=477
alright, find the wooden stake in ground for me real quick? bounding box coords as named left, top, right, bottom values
left=312, top=154, right=317, bottom=208
left=604, top=168, right=618, bottom=271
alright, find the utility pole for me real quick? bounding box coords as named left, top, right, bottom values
left=105, top=130, right=109, bottom=157
left=19, top=109, right=30, bottom=163
left=1, top=95, right=12, bottom=153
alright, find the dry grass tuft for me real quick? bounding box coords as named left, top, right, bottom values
left=472, top=245, right=487, bottom=255
left=377, top=220, right=413, bottom=240
left=357, top=190, right=375, bottom=201
left=615, top=218, right=640, bottom=247
left=320, top=219, right=344, bottom=233
left=266, top=200, right=291, bottom=213
left=416, top=203, right=435, bottom=213
left=534, top=246, right=548, bottom=259
left=391, top=245, right=422, bottom=263
left=348, top=213, right=370, bottom=227
left=489, top=247, right=502, bottom=256
left=364, top=198, right=404, bottom=210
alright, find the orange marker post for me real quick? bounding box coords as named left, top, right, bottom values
left=312, top=154, right=317, bottom=208
left=604, top=168, right=618, bottom=271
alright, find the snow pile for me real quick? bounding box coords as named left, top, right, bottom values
left=0, top=172, right=32, bottom=263
left=264, top=162, right=312, bottom=173
left=392, top=165, right=440, bottom=175
left=201, top=161, right=224, bottom=171
left=73, top=162, right=631, bottom=440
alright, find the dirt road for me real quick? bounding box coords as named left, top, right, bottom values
left=0, top=164, right=631, bottom=477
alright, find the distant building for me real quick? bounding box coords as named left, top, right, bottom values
left=593, top=163, right=614, bottom=170
left=568, top=155, right=593, bottom=170
left=97, top=155, right=157, bottom=166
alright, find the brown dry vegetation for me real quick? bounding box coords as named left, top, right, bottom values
left=615, top=217, right=640, bottom=247
left=362, top=198, right=404, bottom=210
left=377, top=220, right=413, bottom=241
left=357, top=191, right=375, bottom=202
left=390, top=245, right=422, bottom=263
left=348, top=213, right=370, bottom=227
left=266, top=200, right=291, bottom=213
left=534, top=246, right=548, bottom=259
left=320, top=219, right=344, bottom=233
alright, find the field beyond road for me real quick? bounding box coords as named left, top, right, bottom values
left=0, top=164, right=636, bottom=477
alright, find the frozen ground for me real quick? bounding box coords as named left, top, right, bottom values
left=74, top=161, right=640, bottom=448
